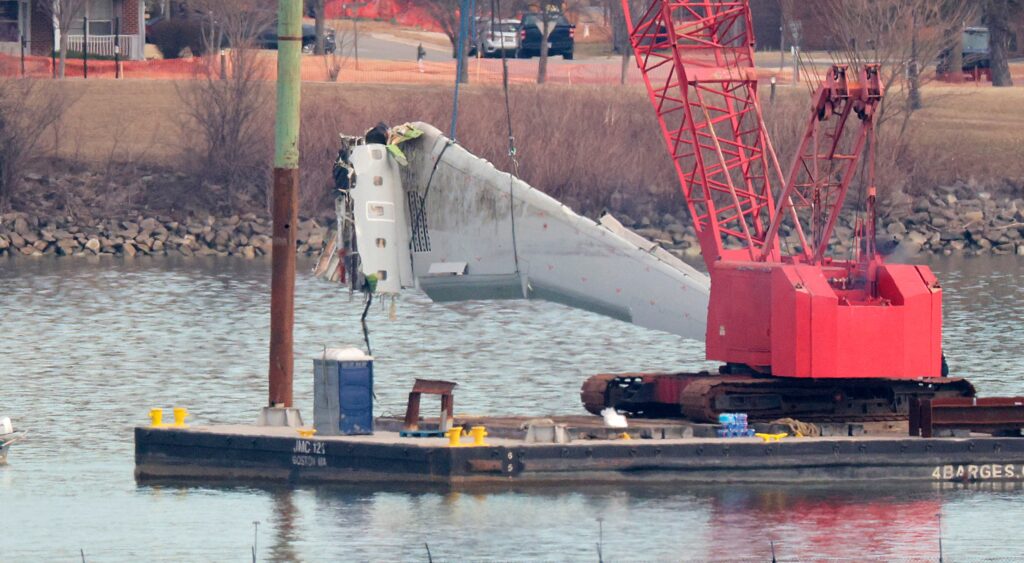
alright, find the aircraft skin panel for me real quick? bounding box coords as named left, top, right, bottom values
left=359, top=122, right=710, bottom=342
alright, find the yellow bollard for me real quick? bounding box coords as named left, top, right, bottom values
left=297, top=428, right=317, bottom=438
left=149, top=408, right=164, bottom=428
left=172, top=407, right=189, bottom=428
left=755, top=432, right=788, bottom=443
left=446, top=426, right=464, bottom=447
left=469, top=426, right=488, bottom=446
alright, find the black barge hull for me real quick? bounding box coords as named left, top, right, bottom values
left=135, top=424, right=1024, bottom=486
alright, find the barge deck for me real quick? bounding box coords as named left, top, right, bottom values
left=135, top=417, right=1024, bottom=486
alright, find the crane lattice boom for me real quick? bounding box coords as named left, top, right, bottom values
left=625, top=1, right=884, bottom=270
left=624, top=0, right=942, bottom=380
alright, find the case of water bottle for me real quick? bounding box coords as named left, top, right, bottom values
left=716, top=413, right=754, bottom=438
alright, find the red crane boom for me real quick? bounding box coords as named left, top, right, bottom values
left=626, top=1, right=885, bottom=269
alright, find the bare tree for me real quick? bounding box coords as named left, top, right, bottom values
left=779, top=0, right=797, bottom=71
left=422, top=1, right=460, bottom=58
left=812, top=0, right=976, bottom=133
left=188, top=0, right=275, bottom=54
left=615, top=0, right=643, bottom=85
left=37, top=0, right=90, bottom=79
left=0, top=80, right=74, bottom=211
left=314, top=0, right=327, bottom=55
left=177, top=0, right=275, bottom=210
left=613, top=2, right=628, bottom=84
left=305, top=0, right=327, bottom=55
left=536, top=1, right=559, bottom=84
left=422, top=0, right=471, bottom=83
left=943, top=21, right=964, bottom=82
left=984, top=0, right=1019, bottom=86
left=321, top=25, right=354, bottom=82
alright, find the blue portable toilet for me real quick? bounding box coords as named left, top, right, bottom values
left=313, top=348, right=374, bottom=435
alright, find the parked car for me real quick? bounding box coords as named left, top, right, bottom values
left=516, top=12, right=575, bottom=60
left=257, top=22, right=337, bottom=54
left=468, top=18, right=520, bottom=58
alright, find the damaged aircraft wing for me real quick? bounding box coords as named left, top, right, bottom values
left=322, top=122, right=710, bottom=341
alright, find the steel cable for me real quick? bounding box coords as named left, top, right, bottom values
left=494, top=0, right=521, bottom=274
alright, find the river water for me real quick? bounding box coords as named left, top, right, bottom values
left=0, top=255, right=1022, bottom=561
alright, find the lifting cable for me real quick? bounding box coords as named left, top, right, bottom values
left=417, top=0, right=471, bottom=231
left=360, top=290, right=373, bottom=356
left=494, top=0, right=521, bottom=274
left=423, top=0, right=521, bottom=275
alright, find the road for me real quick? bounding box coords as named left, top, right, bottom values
left=342, top=25, right=620, bottom=69
left=351, top=31, right=450, bottom=62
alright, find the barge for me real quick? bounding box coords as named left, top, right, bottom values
left=132, top=0, right=1024, bottom=494
left=134, top=416, right=1024, bottom=487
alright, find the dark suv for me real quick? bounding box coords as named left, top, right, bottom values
left=257, top=22, right=337, bottom=54
left=517, top=12, right=575, bottom=60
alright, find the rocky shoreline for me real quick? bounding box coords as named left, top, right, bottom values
left=0, top=213, right=330, bottom=259
left=593, top=181, right=1024, bottom=259
left=1, top=180, right=1022, bottom=260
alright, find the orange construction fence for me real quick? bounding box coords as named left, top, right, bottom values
left=0, top=52, right=661, bottom=86
left=9, top=52, right=1008, bottom=88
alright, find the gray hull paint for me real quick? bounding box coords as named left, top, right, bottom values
left=371, top=123, right=710, bottom=341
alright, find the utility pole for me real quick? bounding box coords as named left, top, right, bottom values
left=83, top=16, right=89, bottom=79
left=263, top=0, right=303, bottom=427
left=778, top=24, right=784, bottom=70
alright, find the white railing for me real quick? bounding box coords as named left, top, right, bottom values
left=65, top=34, right=141, bottom=60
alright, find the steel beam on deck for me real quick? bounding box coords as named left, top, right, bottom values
left=911, top=397, right=1024, bottom=438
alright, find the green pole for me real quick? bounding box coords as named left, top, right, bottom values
left=275, top=0, right=302, bottom=170
left=269, top=0, right=303, bottom=409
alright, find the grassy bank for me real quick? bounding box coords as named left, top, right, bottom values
left=16, top=79, right=1024, bottom=220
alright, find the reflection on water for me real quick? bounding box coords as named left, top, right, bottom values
left=267, top=488, right=301, bottom=562
left=0, top=255, right=1021, bottom=560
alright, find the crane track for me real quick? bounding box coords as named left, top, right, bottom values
left=581, top=372, right=976, bottom=423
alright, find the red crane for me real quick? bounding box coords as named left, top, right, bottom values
left=581, top=0, right=972, bottom=421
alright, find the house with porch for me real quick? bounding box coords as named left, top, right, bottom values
left=0, top=0, right=146, bottom=60
left=0, top=1, right=29, bottom=55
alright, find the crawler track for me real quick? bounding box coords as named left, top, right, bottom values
left=581, top=372, right=976, bottom=423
